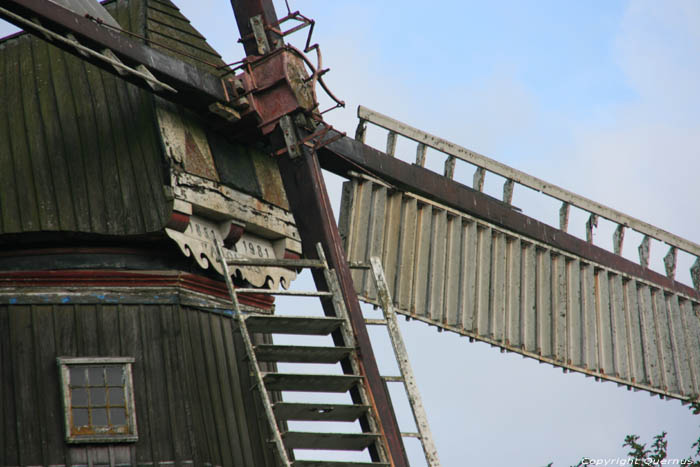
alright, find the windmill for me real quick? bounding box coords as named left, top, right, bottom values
left=1, top=0, right=700, bottom=467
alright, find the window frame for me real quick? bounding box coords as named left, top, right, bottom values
left=57, top=357, right=138, bottom=444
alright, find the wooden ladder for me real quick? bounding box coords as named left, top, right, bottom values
left=358, top=258, right=441, bottom=467
left=216, top=241, right=391, bottom=466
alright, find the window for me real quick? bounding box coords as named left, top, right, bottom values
left=57, top=357, right=138, bottom=443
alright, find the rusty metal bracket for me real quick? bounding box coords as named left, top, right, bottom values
left=275, top=119, right=345, bottom=158
left=279, top=115, right=302, bottom=159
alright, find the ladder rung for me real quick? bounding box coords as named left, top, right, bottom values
left=255, top=345, right=352, bottom=363
left=236, top=288, right=333, bottom=297
left=293, top=462, right=389, bottom=467
left=381, top=375, right=404, bottom=383
left=227, top=257, right=326, bottom=269
left=273, top=402, right=370, bottom=422
left=401, top=432, right=421, bottom=439
left=263, top=373, right=361, bottom=392
left=245, top=316, right=344, bottom=335
left=364, top=318, right=387, bottom=325
left=282, top=431, right=381, bottom=451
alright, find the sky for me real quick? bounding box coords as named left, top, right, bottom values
left=3, top=1, right=700, bottom=465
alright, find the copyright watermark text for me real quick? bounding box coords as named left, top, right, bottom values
left=580, top=458, right=693, bottom=465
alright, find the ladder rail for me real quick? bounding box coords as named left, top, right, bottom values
left=316, top=245, right=392, bottom=464
left=215, top=241, right=292, bottom=467
left=369, top=257, right=442, bottom=467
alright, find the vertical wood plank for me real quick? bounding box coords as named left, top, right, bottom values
left=521, top=242, right=537, bottom=352
left=140, top=305, right=175, bottom=462
left=97, top=304, right=121, bottom=356
left=221, top=317, right=257, bottom=467
left=411, top=203, right=432, bottom=317
left=187, top=308, right=224, bottom=462
left=638, top=285, right=662, bottom=389
left=427, top=208, right=447, bottom=323
left=667, top=296, right=693, bottom=396
left=177, top=306, right=214, bottom=464
left=595, top=269, right=614, bottom=375
left=0, top=43, right=22, bottom=233
left=475, top=226, right=493, bottom=336
left=99, top=71, right=143, bottom=234
left=395, top=196, right=417, bottom=312
left=232, top=322, right=273, bottom=467
left=490, top=231, right=507, bottom=343
left=120, top=74, right=165, bottom=232
left=365, top=184, right=387, bottom=297
left=5, top=38, right=40, bottom=231
left=624, top=280, right=647, bottom=385
left=9, top=305, right=41, bottom=465
left=459, top=219, right=478, bottom=332
left=552, top=253, right=567, bottom=363
left=505, top=237, right=522, bottom=348
left=20, top=38, right=59, bottom=230
left=209, top=313, right=247, bottom=466
left=62, top=51, right=108, bottom=232
left=30, top=38, right=78, bottom=231
left=680, top=300, right=700, bottom=396
left=350, top=180, right=373, bottom=296
left=653, top=291, right=678, bottom=393
left=82, top=62, right=127, bottom=234
left=158, top=305, right=191, bottom=462
left=119, top=305, right=155, bottom=463
left=609, top=274, right=630, bottom=380
left=566, top=259, right=583, bottom=367
left=381, top=191, right=403, bottom=303
left=536, top=248, right=552, bottom=357
left=33, top=305, right=65, bottom=463
left=581, top=264, right=598, bottom=371
left=0, top=306, right=19, bottom=464
left=199, top=312, right=231, bottom=464
left=338, top=181, right=356, bottom=252
left=443, top=214, right=463, bottom=327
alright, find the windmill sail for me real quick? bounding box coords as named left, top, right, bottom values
left=339, top=107, right=700, bottom=402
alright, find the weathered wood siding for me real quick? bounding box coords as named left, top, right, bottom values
left=0, top=301, right=275, bottom=467
left=0, top=0, right=170, bottom=236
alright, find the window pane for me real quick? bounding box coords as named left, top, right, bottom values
left=92, top=408, right=108, bottom=426
left=73, top=408, right=89, bottom=427
left=108, top=387, right=125, bottom=406
left=61, top=359, right=136, bottom=442
left=71, top=388, right=88, bottom=406
left=90, top=388, right=106, bottom=406
left=70, top=367, right=86, bottom=386
left=109, top=408, right=127, bottom=426
left=105, top=366, right=122, bottom=386
left=88, top=367, right=104, bottom=386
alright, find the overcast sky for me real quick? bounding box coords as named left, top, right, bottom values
left=4, top=1, right=700, bottom=465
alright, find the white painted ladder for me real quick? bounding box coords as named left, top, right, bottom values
left=361, top=257, right=441, bottom=467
